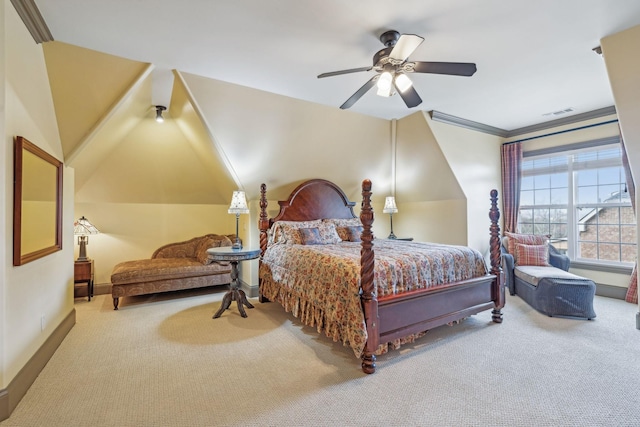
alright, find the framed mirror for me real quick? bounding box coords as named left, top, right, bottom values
left=13, top=136, right=63, bottom=266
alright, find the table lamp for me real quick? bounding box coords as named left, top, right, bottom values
left=73, top=216, right=100, bottom=261
left=383, top=196, right=398, bottom=239
left=228, top=191, right=249, bottom=250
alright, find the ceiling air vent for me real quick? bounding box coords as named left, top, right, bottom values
left=543, top=107, right=574, bottom=117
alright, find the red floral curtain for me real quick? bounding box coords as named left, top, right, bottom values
left=620, top=134, right=638, bottom=304
left=501, top=143, right=523, bottom=233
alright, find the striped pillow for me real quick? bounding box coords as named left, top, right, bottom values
left=505, top=232, right=549, bottom=264
left=515, top=243, right=550, bottom=267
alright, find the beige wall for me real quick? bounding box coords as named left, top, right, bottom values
left=398, top=200, right=469, bottom=244
left=393, top=113, right=469, bottom=245
left=390, top=111, right=504, bottom=253
left=0, top=0, right=6, bottom=389
left=602, top=24, right=640, bottom=303
left=425, top=113, right=504, bottom=253
left=2, top=1, right=75, bottom=387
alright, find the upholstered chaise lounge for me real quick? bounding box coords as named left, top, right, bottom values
left=111, top=234, right=235, bottom=310
left=502, top=233, right=596, bottom=320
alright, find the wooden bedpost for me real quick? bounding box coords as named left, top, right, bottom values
left=360, top=179, right=379, bottom=374
left=259, top=183, right=270, bottom=303
left=489, top=189, right=505, bottom=323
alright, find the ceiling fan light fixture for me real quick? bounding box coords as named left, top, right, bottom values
left=376, top=72, right=393, bottom=97
left=394, top=73, right=413, bottom=93
left=155, top=105, right=166, bottom=123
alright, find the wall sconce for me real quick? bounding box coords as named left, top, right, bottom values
left=228, top=191, right=249, bottom=250
left=155, top=105, right=166, bottom=123
left=382, top=196, right=398, bottom=239
left=73, top=216, right=100, bottom=261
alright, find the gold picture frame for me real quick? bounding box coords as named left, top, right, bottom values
left=13, top=136, right=63, bottom=266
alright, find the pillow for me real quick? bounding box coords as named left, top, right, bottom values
left=505, top=232, right=549, bottom=264
left=298, top=228, right=323, bottom=245
left=335, top=227, right=350, bottom=241
left=270, top=220, right=323, bottom=245
left=324, top=218, right=363, bottom=240
left=515, top=243, right=549, bottom=267
left=346, top=225, right=363, bottom=242
left=324, top=217, right=363, bottom=227
left=317, top=222, right=342, bottom=244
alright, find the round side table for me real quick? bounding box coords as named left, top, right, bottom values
left=207, top=246, right=260, bottom=318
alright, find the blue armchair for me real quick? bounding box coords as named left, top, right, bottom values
left=501, top=242, right=569, bottom=295
left=501, top=238, right=596, bottom=319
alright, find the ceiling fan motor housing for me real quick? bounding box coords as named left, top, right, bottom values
left=373, top=47, right=394, bottom=68
left=379, top=30, right=400, bottom=47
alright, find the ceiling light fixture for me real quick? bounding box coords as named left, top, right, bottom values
left=394, top=74, right=413, bottom=93
left=155, top=105, right=166, bottom=123
left=376, top=72, right=393, bottom=97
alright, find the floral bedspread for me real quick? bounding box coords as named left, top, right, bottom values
left=259, top=239, right=488, bottom=358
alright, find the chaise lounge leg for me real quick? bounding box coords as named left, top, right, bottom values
left=113, top=297, right=119, bottom=310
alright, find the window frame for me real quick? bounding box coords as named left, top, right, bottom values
left=519, top=136, right=635, bottom=270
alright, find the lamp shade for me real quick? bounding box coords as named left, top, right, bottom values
left=383, top=196, right=398, bottom=214
left=228, top=191, right=249, bottom=214
left=74, top=216, right=99, bottom=235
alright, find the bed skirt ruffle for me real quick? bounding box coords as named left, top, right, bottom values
left=260, top=269, right=446, bottom=358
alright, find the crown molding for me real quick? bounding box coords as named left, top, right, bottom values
left=429, top=106, right=617, bottom=139
left=428, top=111, right=509, bottom=137
left=507, top=106, right=617, bottom=138
left=10, top=0, right=53, bottom=43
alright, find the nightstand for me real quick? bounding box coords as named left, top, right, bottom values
left=74, top=260, right=94, bottom=301
left=207, top=247, right=260, bottom=318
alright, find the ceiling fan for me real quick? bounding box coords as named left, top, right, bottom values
left=318, top=30, right=477, bottom=110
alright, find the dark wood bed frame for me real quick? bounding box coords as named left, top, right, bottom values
left=258, top=178, right=504, bottom=374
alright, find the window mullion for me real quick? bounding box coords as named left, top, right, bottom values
left=567, top=158, right=576, bottom=260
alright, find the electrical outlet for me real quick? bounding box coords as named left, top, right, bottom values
left=41, top=315, right=45, bottom=331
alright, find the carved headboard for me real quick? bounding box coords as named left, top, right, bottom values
left=268, top=179, right=357, bottom=226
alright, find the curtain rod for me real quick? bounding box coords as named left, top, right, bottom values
left=503, top=119, right=619, bottom=145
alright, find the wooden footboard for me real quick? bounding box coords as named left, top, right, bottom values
left=359, top=182, right=504, bottom=373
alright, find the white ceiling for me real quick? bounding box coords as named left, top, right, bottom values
left=34, top=0, right=640, bottom=131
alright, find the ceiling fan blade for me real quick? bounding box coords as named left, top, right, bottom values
left=389, top=34, right=424, bottom=62
left=340, top=75, right=378, bottom=109
left=394, top=81, right=423, bottom=108
left=411, top=62, right=477, bottom=76
left=318, top=66, right=372, bottom=79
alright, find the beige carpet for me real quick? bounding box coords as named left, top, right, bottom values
left=1, top=288, right=639, bottom=427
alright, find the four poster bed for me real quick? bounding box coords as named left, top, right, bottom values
left=258, top=178, right=504, bottom=374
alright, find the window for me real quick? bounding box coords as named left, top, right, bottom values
left=519, top=141, right=636, bottom=266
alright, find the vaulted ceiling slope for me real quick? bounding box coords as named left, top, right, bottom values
left=44, top=42, right=238, bottom=205
left=33, top=0, right=640, bottom=130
